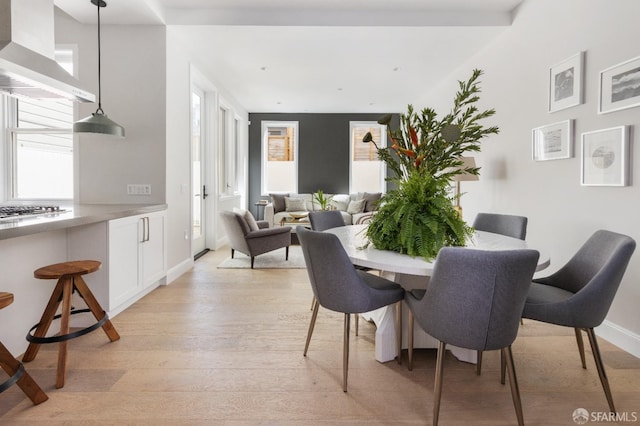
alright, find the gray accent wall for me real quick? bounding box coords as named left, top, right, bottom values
left=248, top=113, right=399, bottom=205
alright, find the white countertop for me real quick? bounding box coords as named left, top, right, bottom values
left=0, top=203, right=167, bottom=240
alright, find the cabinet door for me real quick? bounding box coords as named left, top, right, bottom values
left=108, top=216, right=141, bottom=308
left=141, top=211, right=166, bottom=288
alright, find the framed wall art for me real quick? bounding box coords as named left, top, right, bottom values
left=581, top=126, right=629, bottom=186
left=532, top=120, right=573, bottom=161
left=549, top=52, right=584, bottom=113
left=599, top=55, right=640, bottom=114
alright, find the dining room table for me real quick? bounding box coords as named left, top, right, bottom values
left=325, top=224, right=550, bottom=363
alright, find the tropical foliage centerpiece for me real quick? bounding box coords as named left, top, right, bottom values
left=363, top=69, right=499, bottom=260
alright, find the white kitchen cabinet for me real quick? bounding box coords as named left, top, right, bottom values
left=107, top=210, right=167, bottom=312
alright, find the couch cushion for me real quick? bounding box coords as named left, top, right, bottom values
left=331, top=194, right=350, bottom=211
left=362, top=192, right=382, bottom=212
left=270, top=193, right=289, bottom=213
left=285, top=197, right=308, bottom=212
left=347, top=199, right=366, bottom=214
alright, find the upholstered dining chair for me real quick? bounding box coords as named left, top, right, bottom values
left=520, top=229, right=635, bottom=413
left=473, top=212, right=528, bottom=375
left=405, top=247, right=539, bottom=426
left=473, top=212, right=528, bottom=240
left=308, top=210, right=345, bottom=232
left=296, top=226, right=405, bottom=392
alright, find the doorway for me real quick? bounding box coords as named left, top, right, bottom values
left=191, top=85, right=208, bottom=259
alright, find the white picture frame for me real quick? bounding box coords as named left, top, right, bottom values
left=598, top=55, right=640, bottom=114
left=581, top=126, right=629, bottom=186
left=532, top=120, right=573, bottom=161
left=549, top=52, right=584, bottom=113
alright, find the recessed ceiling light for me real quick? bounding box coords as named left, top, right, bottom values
left=276, top=101, right=282, bottom=105
left=337, top=88, right=343, bottom=91
left=260, top=66, right=267, bottom=71
left=393, top=67, right=400, bottom=71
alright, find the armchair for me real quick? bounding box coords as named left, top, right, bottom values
left=220, top=210, right=291, bottom=269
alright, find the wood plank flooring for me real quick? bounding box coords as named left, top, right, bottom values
left=1, top=247, right=639, bottom=425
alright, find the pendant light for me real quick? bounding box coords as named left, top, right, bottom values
left=73, top=0, right=125, bottom=137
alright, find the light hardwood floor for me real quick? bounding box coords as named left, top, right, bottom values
left=2, top=247, right=639, bottom=425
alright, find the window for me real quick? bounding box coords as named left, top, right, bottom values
left=219, top=102, right=239, bottom=196
left=261, top=121, right=298, bottom=194
left=349, top=121, right=386, bottom=193
left=5, top=48, right=75, bottom=200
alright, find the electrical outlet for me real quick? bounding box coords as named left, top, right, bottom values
left=127, top=184, right=151, bottom=195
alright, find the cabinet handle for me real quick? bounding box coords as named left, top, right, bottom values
left=141, top=217, right=150, bottom=243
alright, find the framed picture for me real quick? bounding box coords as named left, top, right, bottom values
left=599, top=55, right=640, bottom=114
left=532, top=120, right=573, bottom=161
left=581, top=126, right=629, bottom=186
left=549, top=52, right=584, bottom=112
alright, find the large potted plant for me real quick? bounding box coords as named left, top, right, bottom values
left=363, top=69, right=499, bottom=260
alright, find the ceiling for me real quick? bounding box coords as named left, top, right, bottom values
left=54, top=0, right=523, bottom=113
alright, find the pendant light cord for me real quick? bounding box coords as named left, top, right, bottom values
left=96, top=1, right=103, bottom=115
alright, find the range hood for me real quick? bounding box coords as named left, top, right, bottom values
left=0, top=0, right=95, bottom=102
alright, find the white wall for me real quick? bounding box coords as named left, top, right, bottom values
left=165, top=27, right=249, bottom=275
left=421, top=0, right=640, bottom=356
left=55, top=11, right=166, bottom=205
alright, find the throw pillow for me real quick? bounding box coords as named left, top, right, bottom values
left=233, top=208, right=259, bottom=231
left=346, top=199, right=366, bottom=215
left=362, top=192, right=382, bottom=212
left=331, top=194, right=350, bottom=211
left=285, top=197, right=307, bottom=212
left=270, top=193, right=289, bottom=213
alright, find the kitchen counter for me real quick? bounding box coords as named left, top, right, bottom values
left=0, top=203, right=168, bottom=240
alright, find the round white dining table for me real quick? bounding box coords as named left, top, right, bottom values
left=325, top=224, right=550, bottom=363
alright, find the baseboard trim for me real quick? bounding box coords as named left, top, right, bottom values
left=165, top=257, right=194, bottom=285
left=596, top=320, right=640, bottom=359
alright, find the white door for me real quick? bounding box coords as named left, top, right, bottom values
left=191, top=86, right=207, bottom=257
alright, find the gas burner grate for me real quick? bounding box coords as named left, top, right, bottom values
left=0, top=205, right=63, bottom=219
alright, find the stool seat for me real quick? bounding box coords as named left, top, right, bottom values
left=0, top=292, right=48, bottom=405
left=23, top=260, right=119, bottom=388
left=34, top=260, right=101, bottom=280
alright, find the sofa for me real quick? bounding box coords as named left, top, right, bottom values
left=263, top=192, right=381, bottom=228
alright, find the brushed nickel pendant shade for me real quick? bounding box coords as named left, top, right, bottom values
left=73, top=0, right=125, bottom=137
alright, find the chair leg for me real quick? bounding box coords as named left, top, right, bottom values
left=407, top=310, right=414, bottom=371
left=343, top=313, right=350, bottom=392
left=575, top=328, right=587, bottom=369
left=0, top=342, right=48, bottom=405
left=250, top=257, right=255, bottom=269
left=354, top=314, right=359, bottom=336
left=310, top=296, right=315, bottom=311
left=503, top=346, right=525, bottom=426
left=56, top=276, right=74, bottom=389
left=22, top=278, right=65, bottom=362
left=586, top=328, right=616, bottom=413
left=396, top=301, right=402, bottom=365
left=476, top=350, right=483, bottom=376
left=231, top=248, right=235, bottom=258
left=501, top=349, right=506, bottom=385
left=286, top=246, right=289, bottom=261
left=73, top=276, right=120, bottom=342
left=433, top=341, right=446, bottom=426
left=303, top=300, right=320, bottom=356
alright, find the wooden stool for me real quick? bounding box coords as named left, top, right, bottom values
left=0, top=292, right=48, bottom=404
left=22, top=260, right=120, bottom=388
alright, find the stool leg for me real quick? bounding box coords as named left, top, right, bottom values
left=22, top=278, right=66, bottom=363
left=73, top=276, right=120, bottom=342
left=56, top=276, right=74, bottom=388
left=0, top=342, right=48, bottom=405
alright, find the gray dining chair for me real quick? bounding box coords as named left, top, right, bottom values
left=308, top=210, right=345, bottom=232
left=296, top=226, right=405, bottom=392
left=473, top=212, right=528, bottom=240
left=473, top=212, right=528, bottom=376
left=520, top=229, right=635, bottom=413
left=405, top=247, right=539, bottom=426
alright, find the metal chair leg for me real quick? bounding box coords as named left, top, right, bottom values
left=503, top=346, right=525, bottom=426
left=476, top=350, right=483, bottom=375
left=343, top=313, right=350, bottom=392
left=501, top=349, right=506, bottom=385
left=407, top=310, right=414, bottom=371
left=396, top=301, right=402, bottom=365
left=354, top=313, right=359, bottom=336
left=303, top=300, right=319, bottom=356
left=433, top=341, right=446, bottom=426
left=586, top=328, right=616, bottom=413
left=575, top=328, right=587, bottom=369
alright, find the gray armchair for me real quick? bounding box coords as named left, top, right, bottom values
left=220, top=210, right=291, bottom=269
left=405, top=247, right=539, bottom=426
left=521, top=229, right=636, bottom=413
left=297, top=226, right=405, bottom=392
